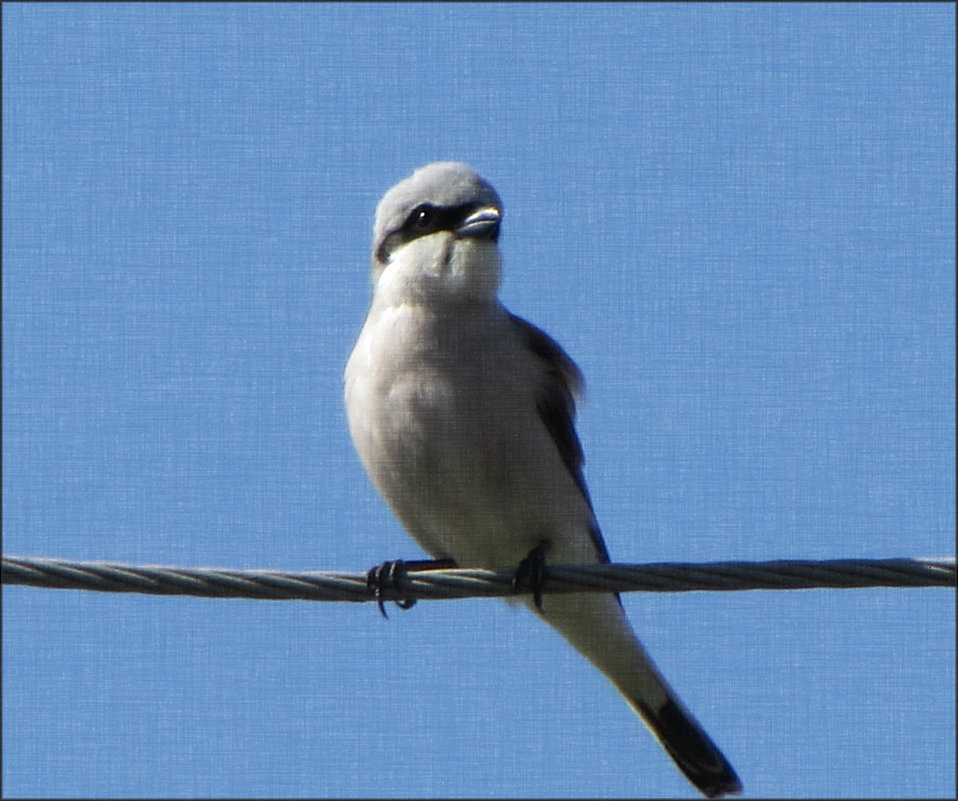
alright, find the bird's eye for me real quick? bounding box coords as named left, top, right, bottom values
left=406, top=203, right=439, bottom=234
left=411, top=205, right=434, bottom=230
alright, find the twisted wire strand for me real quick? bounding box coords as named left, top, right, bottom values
left=3, top=554, right=954, bottom=604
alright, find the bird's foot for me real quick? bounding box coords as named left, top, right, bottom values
left=512, top=541, right=551, bottom=612
left=366, top=559, right=456, bottom=619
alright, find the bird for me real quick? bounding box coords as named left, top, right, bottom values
left=344, top=161, right=742, bottom=798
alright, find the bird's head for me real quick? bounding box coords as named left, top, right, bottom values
left=371, top=162, right=503, bottom=304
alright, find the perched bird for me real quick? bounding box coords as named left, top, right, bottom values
left=344, top=161, right=741, bottom=798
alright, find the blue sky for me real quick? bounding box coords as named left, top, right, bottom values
left=3, top=3, right=954, bottom=798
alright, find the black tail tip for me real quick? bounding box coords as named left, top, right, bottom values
left=701, top=771, right=743, bottom=799
left=639, top=698, right=743, bottom=798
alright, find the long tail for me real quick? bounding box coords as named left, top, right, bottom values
left=533, top=592, right=742, bottom=798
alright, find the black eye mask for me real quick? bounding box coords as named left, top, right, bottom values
left=376, top=203, right=486, bottom=264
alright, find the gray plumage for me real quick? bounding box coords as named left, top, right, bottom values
left=344, top=161, right=741, bottom=798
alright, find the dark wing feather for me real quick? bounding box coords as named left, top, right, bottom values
left=509, top=312, right=611, bottom=563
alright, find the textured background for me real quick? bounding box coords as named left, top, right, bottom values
left=3, top=4, right=954, bottom=798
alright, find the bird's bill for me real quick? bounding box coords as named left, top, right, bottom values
left=455, top=206, right=501, bottom=241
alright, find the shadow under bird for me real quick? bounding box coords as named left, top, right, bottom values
left=344, top=161, right=742, bottom=798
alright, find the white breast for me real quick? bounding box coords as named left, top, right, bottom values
left=345, top=298, right=598, bottom=568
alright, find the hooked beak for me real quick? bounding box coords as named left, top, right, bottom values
left=455, top=206, right=501, bottom=242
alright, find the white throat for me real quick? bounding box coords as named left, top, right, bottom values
left=373, top=232, right=502, bottom=308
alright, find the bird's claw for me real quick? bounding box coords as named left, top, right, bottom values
left=366, top=559, right=458, bottom=618
left=513, top=541, right=551, bottom=612
left=366, top=560, right=418, bottom=619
